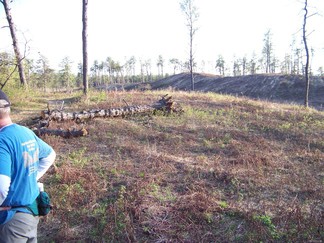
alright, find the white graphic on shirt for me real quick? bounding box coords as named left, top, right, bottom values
left=21, top=139, right=39, bottom=176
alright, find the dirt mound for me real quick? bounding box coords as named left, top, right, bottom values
left=125, top=73, right=324, bottom=109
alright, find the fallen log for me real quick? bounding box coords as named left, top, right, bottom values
left=41, top=94, right=183, bottom=122
left=41, top=105, right=155, bottom=122
left=32, top=94, right=183, bottom=138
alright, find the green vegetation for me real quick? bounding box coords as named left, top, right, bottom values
left=9, top=89, right=323, bottom=242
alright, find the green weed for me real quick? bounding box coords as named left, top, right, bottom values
left=253, top=214, right=280, bottom=240
left=219, top=201, right=229, bottom=209
left=68, top=147, right=88, bottom=168
left=150, top=183, right=177, bottom=203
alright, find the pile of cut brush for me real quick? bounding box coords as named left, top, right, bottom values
left=30, top=94, right=183, bottom=138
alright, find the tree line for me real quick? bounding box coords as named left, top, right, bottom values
left=216, top=30, right=323, bottom=77
left=0, top=52, right=196, bottom=91
left=1, top=28, right=322, bottom=91
left=0, top=0, right=322, bottom=106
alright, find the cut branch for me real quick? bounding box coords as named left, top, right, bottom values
left=33, top=127, right=88, bottom=138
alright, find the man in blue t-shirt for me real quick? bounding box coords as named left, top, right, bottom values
left=0, top=89, right=56, bottom=242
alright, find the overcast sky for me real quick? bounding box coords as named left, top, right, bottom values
left=0, top=0, right=323, bottom=74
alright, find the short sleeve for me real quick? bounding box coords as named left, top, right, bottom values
left=0, top=140, right=11, bottom=177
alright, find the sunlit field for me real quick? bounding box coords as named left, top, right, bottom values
left=10, top=89, right=324, bottom=242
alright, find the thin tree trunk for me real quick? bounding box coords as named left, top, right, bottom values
left=180, top=0, right=198, bottom=91
left=82, top=0, right=89, bottom=95
left=303, top=0, right=310, bottom=107
left=190, top=25, right=194, bottom=91
left=2, top=0, right=27, bottom=86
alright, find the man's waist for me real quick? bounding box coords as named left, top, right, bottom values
left=0, top=207, right=11, bottom=211
left=0, top=206, right=34, bottom=216
left=0, top=205, right=31, bottom=211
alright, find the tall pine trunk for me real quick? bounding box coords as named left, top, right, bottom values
left=2, top=0, right=27, bottom=87
left=303, top=0, right=310, bottom=107
left=82, top=0, right=89, bottom=95
left=180, top=0, right=199, bottom=91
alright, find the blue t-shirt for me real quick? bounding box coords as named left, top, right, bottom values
left=0, top=124, right=53, bottom=224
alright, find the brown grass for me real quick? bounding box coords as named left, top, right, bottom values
left=13, top=90, right=323, bottom=242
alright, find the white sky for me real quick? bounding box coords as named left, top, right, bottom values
left=0, top=0, right=323, bottom=74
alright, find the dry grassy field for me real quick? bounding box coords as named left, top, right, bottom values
left=11, top=89, right=324, bottom=242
